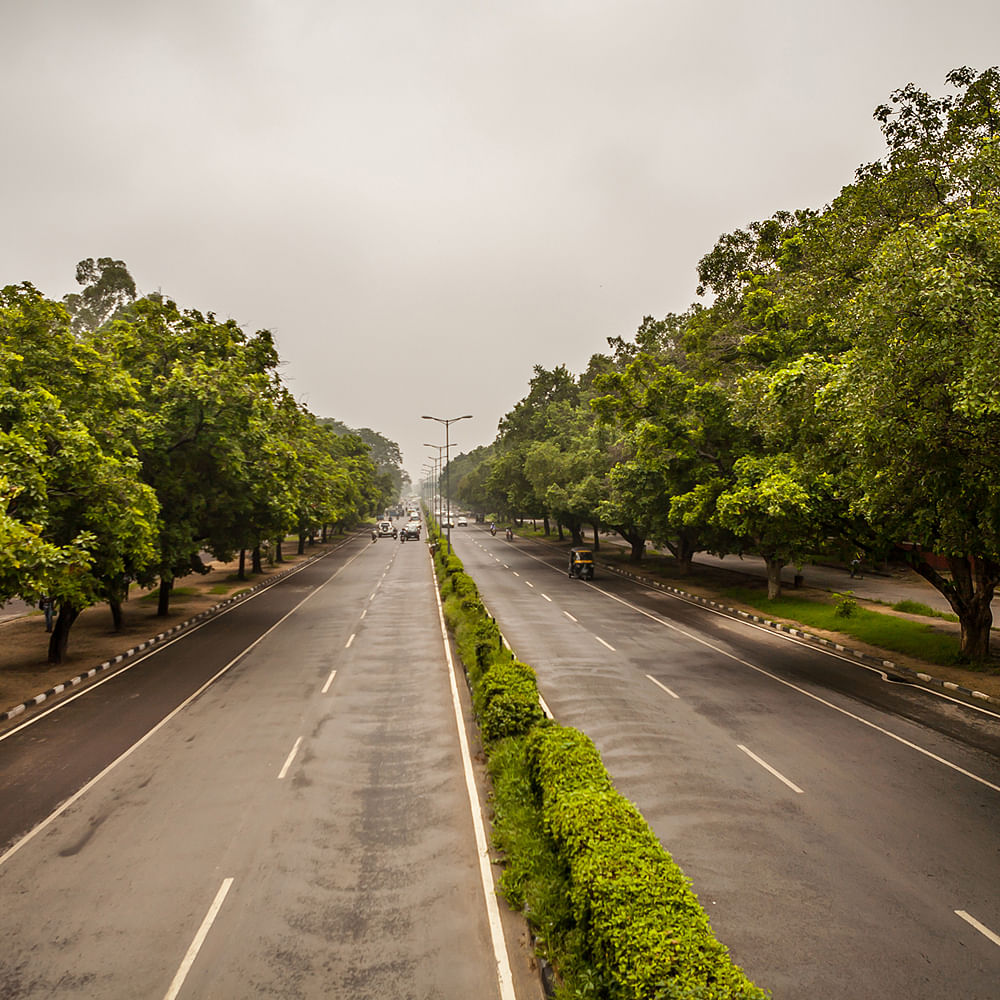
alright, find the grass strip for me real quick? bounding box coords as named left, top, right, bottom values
left=722, top=586, right=962, bottom=666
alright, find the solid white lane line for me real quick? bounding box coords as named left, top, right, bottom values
left=0, top=545, right=372, bottom=870
left=277, top=736, right=302, bottom=780
left=432, top=556, right=516, bottom=1000
left=955, top=910, right=1000, bottom=947
left=563, top=611, right=578, bottom=622
left=346, top=633, right=355, bottom=648
left=647, top=675, right=679, bottom=699
left=541, top=593, right=552, bottom=602
left=321, top=670, right=337, bottom=694
left=585, top=584, right=1000, bottom=795
left=595, top=635, right=616, bottom=651
left=162, top=877, right=234, bottom=1000
left=738, top=744, right=804, bottom=794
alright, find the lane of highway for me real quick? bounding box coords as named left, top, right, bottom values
left=0, top=531, right=537, bottom=999
left=452, top=527, right=1000, bottom=999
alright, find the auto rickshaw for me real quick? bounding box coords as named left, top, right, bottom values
left=568, top=547, right=595, bottom=580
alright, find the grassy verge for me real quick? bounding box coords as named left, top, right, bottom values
left=721, top=586, right=963, bottom=666
left=426, top=516, right=770, bottom=1000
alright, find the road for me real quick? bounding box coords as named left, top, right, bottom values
left=450, top=526, right=1000, bottom=999
left=0, top=533, right=540, bottom=1000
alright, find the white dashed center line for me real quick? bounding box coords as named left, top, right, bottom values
left=595, top=635, right=615, bottom=651
left=646, top=675, right=679, bottom=698
left=738, top=744, right=804, bottom=794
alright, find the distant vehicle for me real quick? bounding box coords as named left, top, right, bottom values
left=409, top=512, right=421, bottom=522
left=457, top=516, right=468, bottom=527
left=568, top=547, right=594, bottom=580
left=402, top=522, right=421, bottom=540
left=377, top=521, right=397, bottom=539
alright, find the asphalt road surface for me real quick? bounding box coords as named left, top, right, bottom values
left=450, top=526, right=1000, bottom=999
left=0, top=533, right=541, bottom=1000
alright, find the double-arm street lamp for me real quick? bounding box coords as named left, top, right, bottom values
left=422, top=413, right=472, bottom=552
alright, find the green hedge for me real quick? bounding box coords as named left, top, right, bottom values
left=428, top=519, right=769, bottom=1000
left=528, top=727, right=768, bottom=1000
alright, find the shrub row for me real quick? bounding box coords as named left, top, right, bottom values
left=425, top=517, right=769, bottom=999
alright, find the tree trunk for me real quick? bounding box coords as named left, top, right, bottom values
left=906, top=550, right=998, bottom=662
left=763, top=555, right=785, bottom=600
left=157, top=578, right=172, bottom=617
left=556, top=521, right=564, bottom=542
left=592, top=524, right=600, bottom=549
left=238, top=548, right=247, bottom=580
left=543, top=516, right=550, bottom=536
left=275, top=539, right=284, bottom=563
left=297, top=531, right=306, bottom=555
left=109, top=597, right=123, bottom=632
left=47, top=605, right=80, bottom=664
left=618, top=526, right=647, bottom=563
left=252, top=545, right=263, bottom=574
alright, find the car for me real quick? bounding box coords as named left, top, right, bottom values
left=402, top=522, right=421, bottom=540
left=376, top=521, right=397, bottom=539
left=457, top=516, right=468, bottom=527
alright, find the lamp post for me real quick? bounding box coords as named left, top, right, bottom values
left=423, top=442, right=451, bottom=527
left=422, top=414, right=472, bottom=553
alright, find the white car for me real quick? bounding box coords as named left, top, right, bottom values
left=457, top=516, right=468, bottom=527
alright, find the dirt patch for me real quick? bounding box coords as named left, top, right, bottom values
left=0, top=546, right=333, bottom=716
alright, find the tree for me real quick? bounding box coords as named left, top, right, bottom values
left=835, top=208, right=1000, bottom=660
left=63, top=257, right=137, bottom=334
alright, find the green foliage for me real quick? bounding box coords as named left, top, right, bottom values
left=891, top=599, right=959, bottom=622
left=723, top=587, right=962, bottom=665
left=473, top=659, right=546, bottom=744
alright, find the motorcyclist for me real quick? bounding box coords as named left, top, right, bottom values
left=490, top=522, right=496, bottom=536
left=371, top=528, right=377, bottom=542
left=505, top=526, right=513, bottom=541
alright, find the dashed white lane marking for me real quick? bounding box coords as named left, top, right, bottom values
left=738, top=744, right=804, bottom=794
left=346, top=633, right=355, bottom=648
left=646, top=674, right=679, bottom=699
left=955, top=910, right=1000, bottom=947
left=563, top=611, right=577, bottom=622
left=595, top=635, right=616, bottom=651
left=541, top=593, right=552, bottom=602
left=163, top=877, right=235, bottom=1000
left=321, top=669, right=337, bottom=694
left=369, top=592, right=376, bottom=601
left=277, top=737, right=302, bottom=780
left=525, top=581, right=534, bottom=588
left=360, top=608, right=367, bottom=619
left=512, top=571, right=520, bottom=577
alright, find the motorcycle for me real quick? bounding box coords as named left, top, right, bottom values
left=505, top=527, right=513, bottom=541
left=490, top=524, right=497, bottom=536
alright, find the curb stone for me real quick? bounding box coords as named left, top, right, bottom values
left=1, top=541, right=347, bottom=724
left=598, top=560, right=997, bottom=708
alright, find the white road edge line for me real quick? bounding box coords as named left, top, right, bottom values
left=0, top=544, right=371, bottom=870
left=955, top=909, right=1000, bottom=947
left=321, top=669, right=337, bottom=694
left=583, top=580, right=1000, bottom=795
left=539, top=694, right=554, bottom=719
left=738, top=744, right=804, bottom=794
left=163, top=877, right=234, bottom=1000
left=595, top=635, right=616, bottom=651
left=646, top=675, right=679, bottom=699
left=431, top=554, right=516, bottom=1000
left=278, top=736, right=303, bottom=780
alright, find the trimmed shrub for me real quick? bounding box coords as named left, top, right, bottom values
left=474, top=659, right=546, bottom=744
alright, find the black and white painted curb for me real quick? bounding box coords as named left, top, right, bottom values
left=1, top=541, right=347, bottom=724
left=600, top=560, right=997, bottom=707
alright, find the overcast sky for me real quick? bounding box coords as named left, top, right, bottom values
left=4, top=1, right=998, bottom=483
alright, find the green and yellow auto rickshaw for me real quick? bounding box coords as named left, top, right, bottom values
left=568, top=547, right=594, bottom=580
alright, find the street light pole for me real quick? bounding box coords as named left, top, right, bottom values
left=422, top=414, right=472, bottom=554
left=423, top=442, right=451, bottom=527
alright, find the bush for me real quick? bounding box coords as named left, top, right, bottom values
left=474, top=659, right=546, bottom=744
